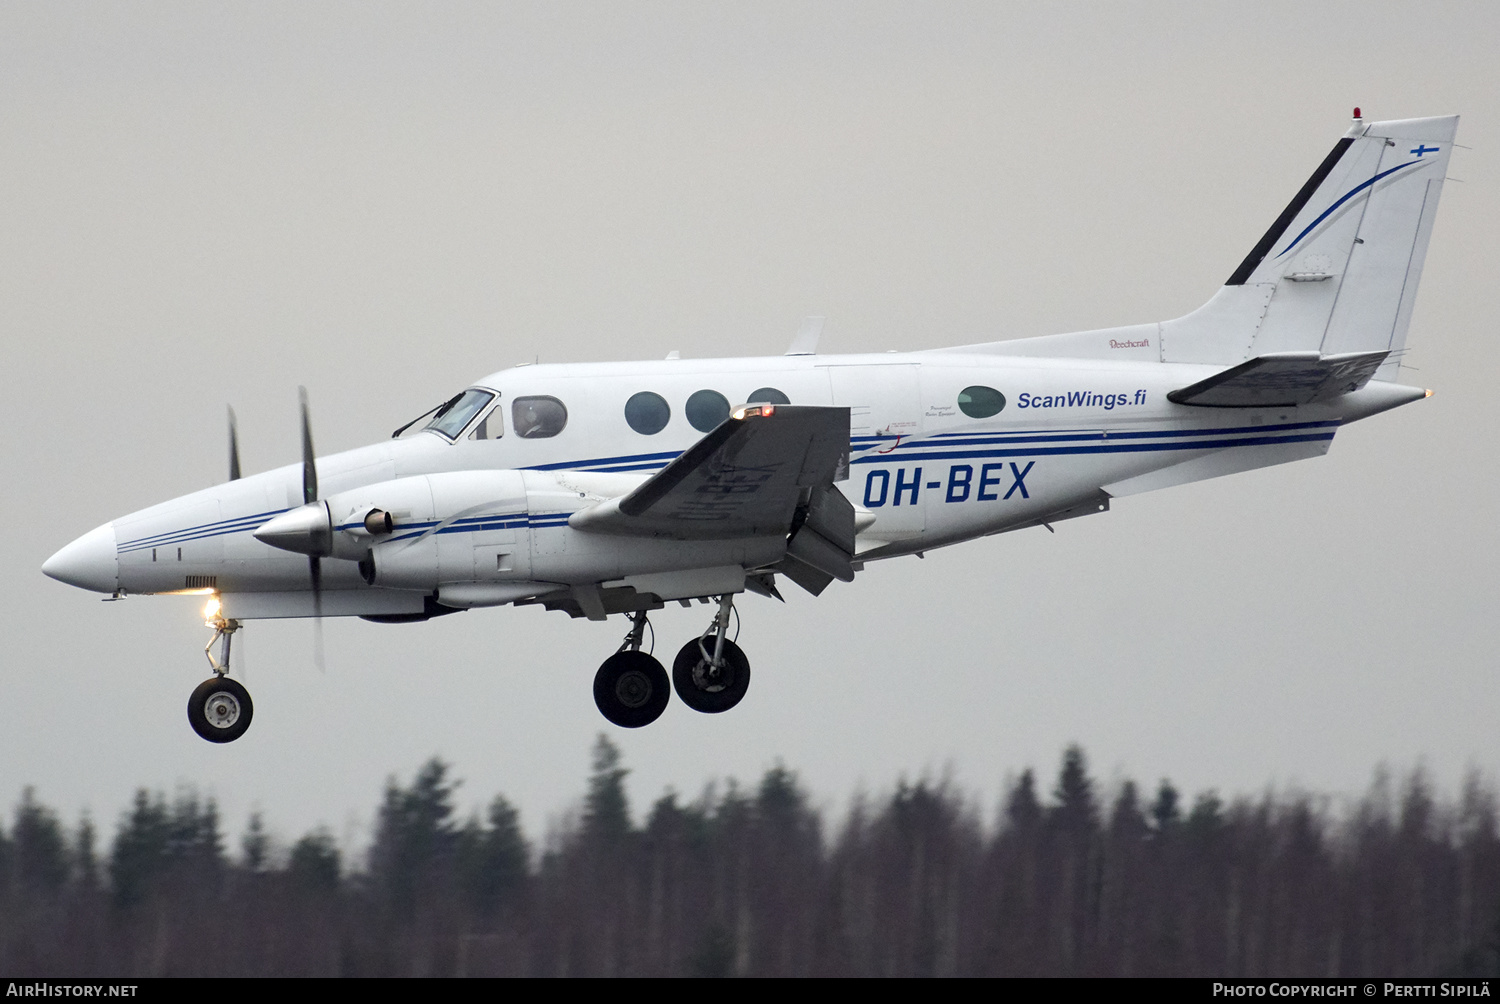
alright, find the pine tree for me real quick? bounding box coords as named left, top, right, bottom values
left=368, top=758, right=460, bottom=916
left=107, top=789, right=223, bottom=908
left=1152, top=780, right=1182, bottom=831
left=73, top=815, right=98, bottom=889
left=241, top=811, right=268, bottom=873
left=1006, top=769, right=1042, bottom=834
left=1051, top=744, right=1097, bottom=835
left=458, top=795, right=529, bottom=916
left=108, top=790, right=169, bottom=906
left=583, top=734, right=631, bottom=845
left=287, top=830, right=341, bottom=891
left=12, top=787, right=69, bottom=895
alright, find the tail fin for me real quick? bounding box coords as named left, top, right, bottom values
left=1162, top=112, right=1457, bottom=378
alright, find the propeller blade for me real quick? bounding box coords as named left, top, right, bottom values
left=309, top=554, right=325, bottom=673
left=299, top=386, right=318, bottom=505
left=299, top=389, right=326, bottom=672
left=228, top=406, right=242, bottom=482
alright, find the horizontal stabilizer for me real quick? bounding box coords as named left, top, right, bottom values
left=1167, top=350, right=1388, bottom=408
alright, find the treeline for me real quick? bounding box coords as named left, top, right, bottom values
left=1, top=740, right=1498, bottom=977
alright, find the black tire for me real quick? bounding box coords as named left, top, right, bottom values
left=187, top=676, right=254, bottom=744
left=593, top=651, right=670, bottom=728
left=672, top=635, right=750, bottom=714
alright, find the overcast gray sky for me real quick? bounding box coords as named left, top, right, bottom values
left=3, top=1, right=1497, bottom=855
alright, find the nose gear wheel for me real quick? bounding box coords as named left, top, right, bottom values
left=187, top=676, right=254, bottom=743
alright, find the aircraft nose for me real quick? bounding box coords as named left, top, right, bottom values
left=42, top=522, right=119, bottom=593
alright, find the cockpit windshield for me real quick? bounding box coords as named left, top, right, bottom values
left=424, top=389, right=494, bottom=440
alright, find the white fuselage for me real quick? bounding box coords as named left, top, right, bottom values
left=52, top=347, right=1414, bottom=618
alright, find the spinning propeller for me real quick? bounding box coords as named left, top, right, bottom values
left=247, top=389, right=331, bottom=670
left=300, top=387, right=327, bottom=670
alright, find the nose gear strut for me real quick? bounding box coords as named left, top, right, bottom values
left=204, top=614, right=242, bottom=677
left=189, top=609, right=255, bottom=743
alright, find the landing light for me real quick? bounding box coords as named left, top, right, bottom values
left=203, top=595, right=221, bottom=623
left=733, top=404, right=775, bottom=420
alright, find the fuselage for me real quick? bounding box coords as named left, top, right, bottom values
left=42, top=346, right=1417, bottom=616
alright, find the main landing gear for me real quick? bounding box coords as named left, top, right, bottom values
left=593, top=611, right=671, bottom=729
left=673, top=594, right=750, bottom=714
left=188, top=613, right=254, bottom=743
left=591, top=596, right=752, bottom=728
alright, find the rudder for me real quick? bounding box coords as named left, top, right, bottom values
left=1162, top=111, right=1457, bottom=377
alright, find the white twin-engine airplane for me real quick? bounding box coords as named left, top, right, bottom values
left=44, top=111, right=1456, bottom=741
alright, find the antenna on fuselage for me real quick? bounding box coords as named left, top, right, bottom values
left=786, top=315, right=824, bottom=356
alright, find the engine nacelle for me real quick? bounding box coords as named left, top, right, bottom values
left=305, top=468, right=784, bottom=605
left=318, top=470, right=533, bottom=590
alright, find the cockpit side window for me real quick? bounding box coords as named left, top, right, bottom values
left=512, top=396, right=568, bottom=438
left=425, top=389, right=494, bottom=440
left=469, top=403, right=504, bottom=440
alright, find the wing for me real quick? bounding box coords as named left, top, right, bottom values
left=569, top=404, right=850, bottom=541
left=1167, top=350, right=1389, bottom=408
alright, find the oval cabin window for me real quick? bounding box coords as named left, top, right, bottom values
left=746, top=387, right=790, bottom=405
left=957, top=385, right=1006, bottom=419
left=685, top=389, right=730, bottom=432
left=625, top=391, right=671, bottom=435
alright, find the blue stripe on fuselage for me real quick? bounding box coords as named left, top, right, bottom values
left=133, top=420, right=1338, bottom=548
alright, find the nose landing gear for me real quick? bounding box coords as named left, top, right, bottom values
left=592, top=610, right=670, bottom=728
left=188, top=613, right=254, bottom=743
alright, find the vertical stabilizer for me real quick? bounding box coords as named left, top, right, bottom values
left=1161, top=112, right=1456, bottom=376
